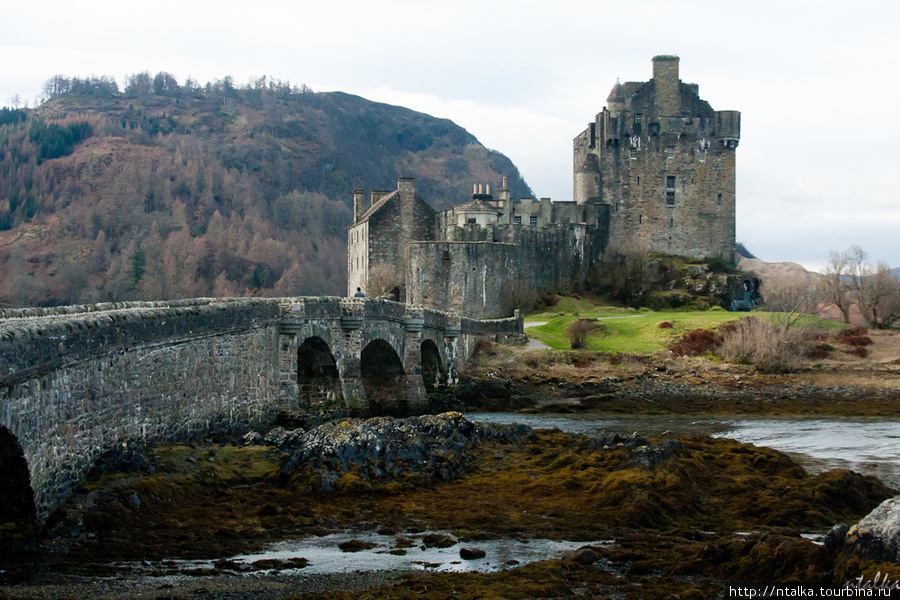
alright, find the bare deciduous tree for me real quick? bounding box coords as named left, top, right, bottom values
left=500, top=278, right=539, bottom=316
left=822, top=245, right=900, bottom=329
left=593, top=235, right=653, bottom=307
left=367, top=263, right=400, bottom=298
left=761, top=272, right=820, bottom=329
left=821, top=250, right=853, bottom=324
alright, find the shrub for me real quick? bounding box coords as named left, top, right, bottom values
left=849, top=345, right=869, bottom=358
left=670, top=328, right=719, bottom=357
left=835, top=326, right=868, bottom=340
left=805, top=343, right=832, bottom=360
left=567, top=319, right=598, bottom=349
left=704, top=255, right=736, bottom=274
left=845, top=335, right=873, bottom=347
left=472, top=339, right=499, bottom=358
left=717, top=317, right=811, bottom=373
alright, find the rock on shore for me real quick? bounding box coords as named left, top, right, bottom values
left=265, top=412, right=533, bottom=492
left=846, top=496, right=900, bottom=563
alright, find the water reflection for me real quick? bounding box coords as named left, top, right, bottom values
left=118, top=532, right=609, bottom=576
left=468, top=413, right=900, bottom=488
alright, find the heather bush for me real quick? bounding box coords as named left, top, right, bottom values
left=670, top=328, right=719, bottom=357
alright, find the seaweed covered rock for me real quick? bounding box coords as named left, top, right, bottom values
left=846, top=496, right=900, bottom=563
left=277, top=412, right=533, bottom=492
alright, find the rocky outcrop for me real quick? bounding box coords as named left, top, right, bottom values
left=269, top=412, right=533, bottom=492
left=845, top=496, right=900, bottom=562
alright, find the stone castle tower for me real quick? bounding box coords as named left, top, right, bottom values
left=573, top=55, right=740, bottom=259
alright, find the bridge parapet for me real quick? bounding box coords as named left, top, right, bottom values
left=0, top=298, right=283, bottom=387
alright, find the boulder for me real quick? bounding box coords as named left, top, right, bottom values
left=422, top=533, right=457, bottom=548
left=846, top=496, right=900, bottom=562
left=563, top=546, right=598, bottom=565
left=459, top=547, right=486, bottom=560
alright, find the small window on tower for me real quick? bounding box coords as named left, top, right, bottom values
left=666, top=191, right=675, bottom=206
left=514, top=216, right=522, bottom=224
left=467, top=218, right=476, bottom=224
left=717, top=193, right=722, bottom=208
left=630, top=148, right=638, bottom=159
left=666, top=147, right=675, bottom=159
left=666, top=176, right=676, bottom=206
left=530, top=215, right=537, bottom=226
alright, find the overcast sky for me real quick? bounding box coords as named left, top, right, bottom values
left=3, top=0, right=899, bottom=271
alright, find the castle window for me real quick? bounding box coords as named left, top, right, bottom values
left=666, top=176, right=676, bottom=207
left=635, top=115, right=642, bottom=125
left=442, top=250, right=451, bottom=261
left=669, top=218, right=674, bottom=228
left=637, top=176, right=640, bottom=185
left=514, top=216, right=522, bottom=224
left=666, top=192, right=675, bottom=206
left=666, top=147, right=675, bottom=159
left=467, top=218, right=476, bottom=224
left=717, top=193, right=722, bottom=209
left=639, top=215, right=642, bottom=225
left=530, top=215, right=537, bottom=226
left=630, top=148, right=638, bottom=159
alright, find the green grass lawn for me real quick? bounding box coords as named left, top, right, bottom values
left=525, top=299, right=848, bottom=354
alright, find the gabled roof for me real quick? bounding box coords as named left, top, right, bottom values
left=358, top=190, right=399, bottom=222
left=455, top=198, right=496, bottom=213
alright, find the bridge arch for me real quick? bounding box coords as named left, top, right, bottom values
left=420, top=339, right=445, bottom=391
left=0, top=426, right=36, bottom=532
left=296, top=336, right=344, bottom=412
left=360, top=339, right=408, bottom=415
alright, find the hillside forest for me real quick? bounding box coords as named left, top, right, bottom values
left=0, top=73, right=532, bottom=307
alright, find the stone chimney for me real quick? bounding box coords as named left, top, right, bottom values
left=652, top=55, right=680, bottom=116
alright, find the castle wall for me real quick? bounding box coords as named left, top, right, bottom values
left=347, top=220, right=368, bottom=295
left=406, top=224, right=604, bottom=319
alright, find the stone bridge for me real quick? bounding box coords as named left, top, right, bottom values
left=0, top=297, right=522, bottom=527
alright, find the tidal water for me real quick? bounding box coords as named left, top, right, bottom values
left=118, top=532, right=610, bottom=576
left=468, top=413, right=900, bottom=488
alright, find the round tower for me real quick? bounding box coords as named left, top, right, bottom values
left=607, top=79, right=626, bottom=117
left=574, top=152, right=600, bottom=205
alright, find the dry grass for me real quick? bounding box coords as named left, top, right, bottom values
left=717, top=317, right=812, bottom=373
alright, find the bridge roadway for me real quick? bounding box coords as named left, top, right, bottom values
left=0, top=296, right=522, bottom=527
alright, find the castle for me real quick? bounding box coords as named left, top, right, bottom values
left=348, top=56, right=740, bottom=319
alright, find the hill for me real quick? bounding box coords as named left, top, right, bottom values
left=0, top=75, right=532, bottom=307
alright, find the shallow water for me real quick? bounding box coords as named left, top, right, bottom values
left=468, top=413, right=900, bottom=488
left=119, top=531, right=609, bottom=576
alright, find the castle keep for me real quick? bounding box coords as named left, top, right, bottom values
left=349, top=56, right=739, bottom=318
left=574, top=55, right=740, bottom=258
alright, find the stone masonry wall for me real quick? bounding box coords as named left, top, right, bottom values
left=406, top=224, right=604, bottom=319
left=0, top=299, right=283, bottom=524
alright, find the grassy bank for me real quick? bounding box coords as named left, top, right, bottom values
left=526, top=295, right=848, bottom=354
